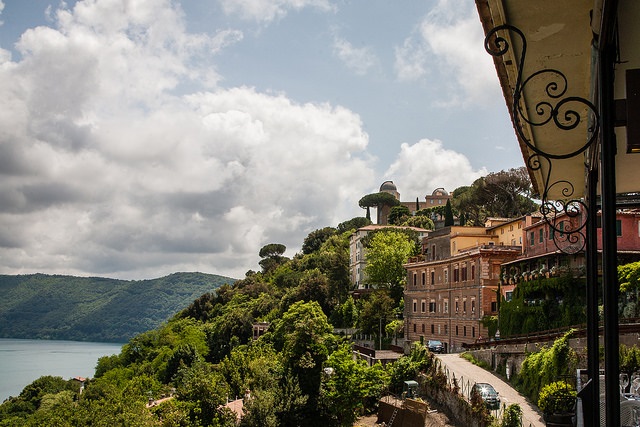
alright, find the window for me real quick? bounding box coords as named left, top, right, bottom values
left=431, top=324, right=435, bottom=333
left=471, top=265, right=475, bottom=280
left=491, top=301, right=498, bottom=312
left=444, top=324, right=448, bottom=334
left=510, top=224, right=514, bottom=231
left=539, top=229, right=544, bottom=243
left=461, top=265, right=467, bottom=281
left=421, top=272, right=426, bottom=286
left=455, top=299, right=459, bottom=313
left=412, top=300, right=417, bottom=313
left=530, top=231, right=535, bottom=245
left=505, top=291, right=513, bottom=302
left=431, top=271, right=435, bottom=285
left=456, top=325, right=459, bottom=335
left=444, top=299, right=449, bottom=313
left=463, top=299, right=467, bottom=312
left=429, top=301, right=436, bottom=313
left=422, top=324, right=425, bottom=333
left=421, top=299, right=426, bottom=313
left=472, top=327, right=475, bottom=338
left=453, top=267, right=459, bottom=282
left=463, top=326, right=467, bottom=336
left=413, top=273, right=417, bottom=286
left=471, top=298, right=476, bottom=313
left=413, top=324, right=416, bottom=333
left=444, top=269, right=449, bottom=283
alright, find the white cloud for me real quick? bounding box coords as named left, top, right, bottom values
left=384, top=139, right=487, bottom=200
left=219, top=0, right=336, bottom=23
left=394, top=0, right=499, bottom=106
left=333, top=36, right=377, bottom=76
left=0, top=0, right=374, bottom=279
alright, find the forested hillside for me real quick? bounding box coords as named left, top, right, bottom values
left=0, top=216, right=443, bottom=426
left=0, top=272, right=235, bottom=342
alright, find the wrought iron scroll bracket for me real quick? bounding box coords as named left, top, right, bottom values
left=484, top=25, right=599, bottom=254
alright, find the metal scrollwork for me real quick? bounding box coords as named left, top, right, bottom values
left=484, top=25, right=598, bottom=254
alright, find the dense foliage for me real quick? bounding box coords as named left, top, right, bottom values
left=0, top=217, right=437, bottom=426
left=0, top=272, right=234, bottom=342
left=514, top=330, right=578, bottom=404
left=451, top=167, right=537, bottom=226
left=490, top=275, right=586, bottom=337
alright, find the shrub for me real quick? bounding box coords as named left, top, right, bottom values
left=537, top=381, right=577, bottom=414
left=501, top=404, right=522, bottom=427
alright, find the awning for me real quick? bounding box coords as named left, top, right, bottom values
left=476, top=0, right=640, bottom=201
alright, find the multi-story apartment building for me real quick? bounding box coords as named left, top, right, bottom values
left=350, top=224, right=429, bottom=290
left=404, top=209, right=640, bottom=353
left=404, top=224, right=521, bottom=352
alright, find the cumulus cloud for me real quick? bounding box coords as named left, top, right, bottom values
left=219, top=0, right=336, bottom=23
left=332, top=36, right=378, bottom=76
left=384, top=139, right=487, bottom=200
left=394, top=0, right=499, bottom=106
left=0, top=0, right=373, bottom=279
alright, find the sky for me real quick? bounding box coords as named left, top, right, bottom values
left=0, top=0, right=524, bottom=280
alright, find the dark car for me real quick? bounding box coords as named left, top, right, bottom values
left=472, top=383, right=501, bottom=410
left=427, top=339, right=445, bottom=353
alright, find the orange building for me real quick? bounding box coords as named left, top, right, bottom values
left=404, top=225, right=520, bottom=352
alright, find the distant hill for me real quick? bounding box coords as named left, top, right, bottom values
left=0, top=272, right=236, bottom=343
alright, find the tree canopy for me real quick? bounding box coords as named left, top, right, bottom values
left=452, top=167, right=538, bottom=225
left=364, top=230, right=417, bottom=303
left=358, top=192, right=400, bottom=210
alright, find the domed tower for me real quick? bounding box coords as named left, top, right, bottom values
left=380, top=180, right=400, bottom=200
left=377, top=181, right=400, bottom=225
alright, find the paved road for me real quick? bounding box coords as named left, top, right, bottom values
left=435, top=354, right=545, bottom=427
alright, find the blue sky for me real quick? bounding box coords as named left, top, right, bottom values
left=0, top=0, right=523, bottom=279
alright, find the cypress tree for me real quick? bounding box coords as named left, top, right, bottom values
left=444, top=199, right=454, bottom=226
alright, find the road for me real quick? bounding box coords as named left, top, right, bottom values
left=435, top=354, right=545, bottom=427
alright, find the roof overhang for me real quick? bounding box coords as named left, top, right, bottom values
left=476, top=0, right=640, bottom=201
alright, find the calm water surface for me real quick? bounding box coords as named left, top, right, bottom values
left=0, top=338, right=123, bottom=401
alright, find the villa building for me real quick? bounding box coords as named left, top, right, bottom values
left=403, top=223, right=521, bottom=352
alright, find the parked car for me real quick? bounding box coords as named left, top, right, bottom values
left=472, top=383, right=501, bottom=410
left=427, top=339, right=445, bottom=353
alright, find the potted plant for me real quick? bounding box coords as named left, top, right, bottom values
left=537, top=381, right=577, bottom=426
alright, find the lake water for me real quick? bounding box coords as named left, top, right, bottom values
left=0, top=338, right=124, bottom=402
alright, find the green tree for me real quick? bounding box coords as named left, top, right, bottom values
left=302, top=227, right=337, bottom=255
left=337, top=217, right=371, bottom=234
left=364, top=230, right=416, bottom=302
left=320, top=344, right=388, bottom=426
left=270, top=301, right=334, bottom=422
left=452, top=168, right=537, bottom=226
left=259, top=243, right=288, bottom=274
left=444, top=199, right=454, bottom=226
left=399, top=215, right=434, bottom=230
left=358, top=192, right=400, bottom=222
left=357, top=291, right=396, bottom=345
left=388, top=205, right=410, bottom=225
left=619, top=261, right=640, bottom=292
